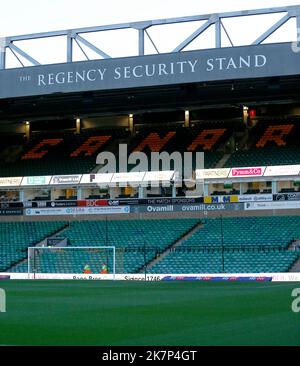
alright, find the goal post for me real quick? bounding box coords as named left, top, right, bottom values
left=27, top=246, right=118, bottom=279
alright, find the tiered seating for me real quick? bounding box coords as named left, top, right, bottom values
left=181, top=216, right=300, bottom=249
left=201, top=151, right=223, bottom=169
left=14, top=249, right=116, bottom=274
left=22, top=138, right=63, bottom=159
left=70, top=136, right=112, bottom=157
left=131, top=125, right=231, bottom=169
left=225, top=146, right=300, bottom=167
left=187, top=129, right=226, bottom=151
left=0, top=129, right=129, bottom=177
left=134, top=127, right=228, bottom=153
left=57, top=219, right=199, bottom=273
left=179, top=125, right=232, bottom=168
left=7, top=216, right=300, bottom=274
left=226, top=121, right=300, bottom=167
left=149, top=216, right=300, bottom=273
left=133, top=131, right=177, bottom=152
left=150, top=250, right=299, bottom=273
left=2, top=119, right=300, bottom=177
left=0, top=221, right=66, bottom=271
left=10, top=218, right=199, bottom=274
left=256, top=124, right=294, bottom=148
left=0, top=124, right=229, bottom=177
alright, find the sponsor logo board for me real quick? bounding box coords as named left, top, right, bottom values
left=273, top=193, right=300, bottom=201
left=196, top=168, right=230, bottom=180
left=244, top=201, right=300, bottom=210
left=143, top=170, right=175, bottom=182
left=25, top=206, right=130, bottom=216
left=0, top=177, right=23, bottom=187
left=50, top=175, right=82, bottom=185
left=80, top=173, right=113, bottom=184
left=204, top=195, right=238, bottom=204
left=77, top=200, right=109, bottom=207
left=111, top=172, right=145, bottom=183
left=2, top=272, right=300, bottom=282
left=21, top=176, right=52, bottom=186
left=0, top=208, right=23, bottom=216
left=134, top=203, right=243, bottom=213
left=238, top=194, right=273, bottom=202
left=229, top=167, right=265, bottom=178
left=264, top=165, right=300, bottom=177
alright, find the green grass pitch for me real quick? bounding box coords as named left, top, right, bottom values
left=0, top=280, right=299, bottom=346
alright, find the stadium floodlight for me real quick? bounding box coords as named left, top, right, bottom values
left=27, top=246, right=118, bottom=280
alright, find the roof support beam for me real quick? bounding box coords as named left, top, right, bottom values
left=138, top=29, right=145, bottom=56
left=215, top=18, right=221, bottom=48
left=9, top=43, right=40, bottom=65
left=0, top=38, right=7, bottom=69
left=220, top=20, right=234, bottom=47
left=67, top=34, right=73, bottom=62
left=7, top=6, right=296, bottom=43
left=74, top=38, right=90, bottom=60
left=75, top=34, right=111, bottom=59
left=0, top=5, right=298, bottom=69
left=173, top=19, right=213, bottom=52
left=0, top=49, right=5, bottom=69
left=145, top=29, right=160, bottom=54
left=297, top=15, right=300, bottom=38
left=252, top=13, right=290, bottom=45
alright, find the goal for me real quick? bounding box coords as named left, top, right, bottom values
left=27, top=246, right=120, bottom=279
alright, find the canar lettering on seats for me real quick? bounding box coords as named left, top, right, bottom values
left=187, top=129, right=226, bottom=151
left=70, top=136, right=111, bottom=157
left=133, top=131, right=176, bottom=152
left=256, top=124, right=294, bottom=148
left=21, top=138, right=63, bottom=160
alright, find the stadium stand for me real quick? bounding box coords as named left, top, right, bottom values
left=0, top=221, right=67, bottom=272
left=225, top=145, right=300, bottom=167
left=0, top=123, right=233, bottom=177
left=225, top=121, right=300, bottom=167
left=0, top=128, right=129, bottom=177
left=149, top=250, right=299, bottom=274
left=149, top=216, right=300, bottom=273
left=181, top=216, right=300, bottom=249
left=9, top=119, right=293, bottom=174
left=2, top=116, right=300, bottom=275
left=5, top=116, right=284, bottom=182
left=7, top=216, right=300, bottom=274
left=10, top=218, right=200, bottom=274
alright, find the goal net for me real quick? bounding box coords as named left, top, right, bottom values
left=27, top=246, right=123, bottom=279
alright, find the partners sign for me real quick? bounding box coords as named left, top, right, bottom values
left=196, top=168, right=230, bottom=180
left=0, top=177, right=22, bottom=187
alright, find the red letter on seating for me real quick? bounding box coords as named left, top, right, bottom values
left=256, top=124, right=294, bottom=147
left=22, top=138, right=63, bottom=159
left=133, top=132, right=176, bottom=152
left=188, top=129, right=226, bottom=151
left=70, top=136, right=111, bottom=157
